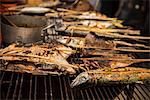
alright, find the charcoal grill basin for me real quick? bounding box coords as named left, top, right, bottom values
left=1, top=71, right=150, bottom=100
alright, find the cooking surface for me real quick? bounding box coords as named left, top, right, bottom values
left=1, top=1, right=150, bottom=100
left=1, top=71, right=150, bottom=100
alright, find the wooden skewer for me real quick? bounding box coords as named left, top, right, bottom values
left=85, top=52, right=129, bottom=56
left=75, top=46, right=150, bottom=52
left=114, top=41, right=150, bottom=49
left=105, top=33, right=150, bottom=40
left=1, top=43, right=148, bottom=54
left=50, top=34, right=149, bottom=49
left=57, top=27, right=148, bottom=40
left=114, top=48, right=150, bottom=52
left=80, top=57, right=150, bottom=62
left=63, top=29, right=150, bottom=40
left=67, top=26, right=140, bottom=35
left=64, top=15, right=117, bottom=21
left=0, top=53, right=78, bottom=69
left=0, top=45, right=76, bottom=55
left=57, top=8, right=83, bottom=14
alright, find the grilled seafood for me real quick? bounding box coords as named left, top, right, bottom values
left=53, top=35, right=114, bottom=49
left=81, top=60, right=132, bottom=70
left=84, top=34, right=116, bottom=49
left=62, top=20, right=124, bottom=29
left=55, top=36, right=85, bottom=48
left=80, top=54, right=150, bottom=69
left=0, top=43, right=74, bottom=58
left=46, top=8, right=110, bottom=20
left=6, top=63, right=36, bottom=71
left=70, top=67, right=150, bottom=87
left=54, top=34, right=150, bottom=50
left=1, top=63, right=60, bottom=75
left=52, top=35, right=115, bottom=49
left=66, top=25, right=140, bottom=35
left=0, top=43, right=78, bottom=74
left=80, top=20, right=122, bottom=28
left=79, top=53, right=135, bottom=70
left=45, top=9, right=150, bottom=41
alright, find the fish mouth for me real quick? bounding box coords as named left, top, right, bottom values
left=70, top=77, right=86, bottom=88
left=70, top=72, right=90, bottom=88
left=70, top=78, right=80, bottom=88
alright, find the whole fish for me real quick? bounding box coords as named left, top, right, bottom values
left=70, top=67, right=150, bottom=87
left=0, top=43, right=78, bottom=74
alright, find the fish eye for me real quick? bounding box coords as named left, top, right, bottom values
left=82, top=76, right=87, bottom=81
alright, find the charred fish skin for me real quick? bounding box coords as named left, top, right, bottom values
left=84, top=34, right=116, bottom=49
left=70, top=67, right=150, bottom=87
left=0, top=43, right=78, bottom=74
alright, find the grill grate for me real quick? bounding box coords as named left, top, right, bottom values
left=1, top=71, right=150, bottom=100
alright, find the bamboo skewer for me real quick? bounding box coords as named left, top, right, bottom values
left=0, top=44, right=149, bottom=55
left=46, top=8, right=117, bottom=21
left=57, top=28, right=150, bottom=40
left=67, top=26, right=140, bottom=35
left=80, top=57, right=150, bottom=62
left=104, top=33, right=150, bottom=40
left=85, top=52, right=129, bottom=56
left=114, top=48, right=150, bottom=52
left=49, top=35, right=150, bottom=49
left=60, top=36, right=150, bottom=49
left=114, top=41, right=150, bottom=49
left=0, top=45, right=76, bottom=55
left=57, top=8, right=83, bottom=13
left=0, top=53, right=78, bottom=69
left=63, top=15, right=117, bottom=21
left=76, top=46, right=150, bottom=52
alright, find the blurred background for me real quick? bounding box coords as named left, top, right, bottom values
left=0, top=0, right=149, bottom=36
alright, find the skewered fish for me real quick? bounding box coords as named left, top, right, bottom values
left=84, top=34, right=116, bottom=49
left=70, top=67, right=150, bottom=87
left=80, top=20, right=123, bottom=28
left=80, top=56, right=150, bottom=69
left=79, top=52, right=135, bottom=70
left=0, top=43, right=78, bottom=74
left=46, top=8, right=111, bottom=21
left=6, top=63, right=35, bottom=71
left=66, top=25, right=140, bottom=35
left=62, top=20, right=124, bottom=29
left=53, top=35, right=116, bottom=49
left=54, top=34, right=150, bottom=51
left=5, top=63, right=67, bottom=75
left=55, top=36, right=85, bottom=48
left=1, top=63, right=60, bottom=75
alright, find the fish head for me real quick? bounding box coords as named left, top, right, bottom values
left=70, top=72, right=92, bottom=88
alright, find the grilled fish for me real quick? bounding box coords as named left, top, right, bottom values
left=70, top=67, right=150, bottom=87
left=0, top=43, right=78, bottom=74
left=56, top=36, right=85, bottom=48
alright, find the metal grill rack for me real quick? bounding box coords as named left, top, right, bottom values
left=1, top=71, right=150, bottom=100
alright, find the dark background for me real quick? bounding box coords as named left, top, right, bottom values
left=99, top=0, right=150, bottom=36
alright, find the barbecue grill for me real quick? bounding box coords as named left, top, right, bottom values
left=1, top=5, right=150, bottom=100
left=1, top=71, right=150, bottom=100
